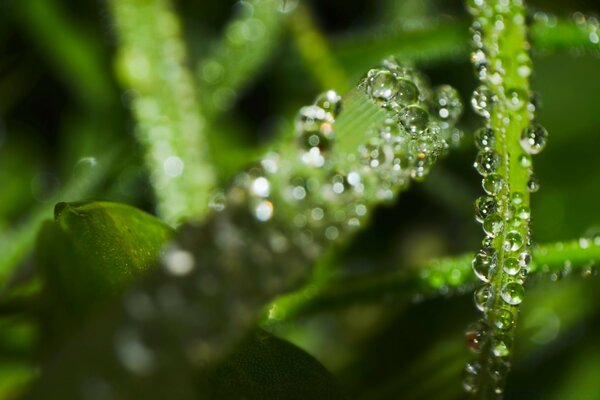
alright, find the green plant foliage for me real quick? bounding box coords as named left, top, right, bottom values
left=205, top=329, right=345, bottom=399
left=3, top=1, right=600, bottom=399
left=37, top=201, right=174, bottom=316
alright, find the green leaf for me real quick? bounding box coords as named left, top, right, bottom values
left=37, top=201, right=174, bottom=316
left=205, top=329, right=345, bottom=400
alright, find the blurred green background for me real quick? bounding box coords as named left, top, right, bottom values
left=1, top=0, right=600, bottom=398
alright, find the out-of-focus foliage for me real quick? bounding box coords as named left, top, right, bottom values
left=1, top=0, right=600, bottom=399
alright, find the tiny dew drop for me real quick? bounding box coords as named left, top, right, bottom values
left=472, top=248, right=498, bottom=282
left=511, top=192, right=524, bottom=205
left=474, top=150, right=500, bottom=176
left=518, top=154, right=532, bottom=168
left=492, top=336, right=511, bottom=357
left=463, top=362, right=481, bottom=394
left=527, top=174, right=540, bottom=192
left=520, top=123, right=548, bottom=154
left=494, top=309, right=514, bottom=330
left=501, top=282, right=525, bottom=305
left=474, top=284, right=492, bottom=312
left=465, top=320, right=488, bottom=353
left=432, top=85, right=463, bottom=125
left=483, top=213, right=504, bottom=237
left=314, top=90, right=342, bottom=117
left=503, top=257, right=521, bottom=276
left=471, top=85, right=496, bottom=118
left=505, top=88, right=528, bottom=111
left=482, top=173, right=504, bottom=195
left=516, top=205, right=531, bottom=220
left=474, top=127, right=495, bottom=150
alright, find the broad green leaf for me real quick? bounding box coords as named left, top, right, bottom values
left=37, top=201, right=174, bottom=316
left=205, top=329, right=345, bottom=400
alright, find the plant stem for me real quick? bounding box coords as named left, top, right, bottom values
left=264, top=239, right=600, bottom=322
left=109, top=0, right=215, bottom=225
left=468, top=0, right=539, bottom=397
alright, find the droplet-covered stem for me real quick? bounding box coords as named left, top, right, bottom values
left=467, top=0, right=543, bottom=397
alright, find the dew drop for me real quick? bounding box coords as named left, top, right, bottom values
left=511, top=192, right=524, bottom=205
left=492, top=336, right=511, bottom=357
left=465, top=320, right=488, bottom=353
left=506, top=88, right=528, bottom=111
left=295, top=105, right=335, bottom=151
left=395, top=78, right=420, bottom=105
left=501, top=282, right=525, bottom=305
left=494, top=309, right=514, bottom=330
left=433, top=85, right=463, bottom=125
left=471, top=85, right=496, bottom=118
left=483, top=213, right=504, bottom=237
left=314, top=90, right=342, bottom=117
left=399, top=105, right=429, bottom=134
left=527, top=174, right=540, bottom=192
left=516, top=205, right=531, bottom=220
left=520, top=123, right=548, bottom=154
left=475, top=195, right=498, bottom=223
left=503, top=257, right=520, bottom=276
left=463, top=361, right=481, bottom=394
left=472, top=248, right=498, bottom=282
left=519, top=154, right=532, bottom=168
left=474, top=284, right=492, bottom=311
left=474, top=127, right=495, bottom=150
left=482, top=173, right=504, bottom=195
left=474, top=150, right=500, bottom=176
left=366, top=69, right=399, bottom=104
left=504, top=231, right=524, bottom=252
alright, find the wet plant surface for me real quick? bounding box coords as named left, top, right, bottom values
left=1, top=0, right=600, bottom=399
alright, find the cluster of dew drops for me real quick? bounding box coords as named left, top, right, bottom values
left=208, top=57, right=463, bottom=262
left=463, top=1, right=550, bottom=396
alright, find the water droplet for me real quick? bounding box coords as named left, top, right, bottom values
left=492, top=335, right=511, bottom=357
left=474, top=284, right=492, bottom=311
left=471, top=85, right=496, bottom=118
left=395, top=79, right=420, bottom=106
left=518, top=251, right=532, bottom=268
left=465, top=320, right=488, bottom=353
left=474, top=127, right=495, bottom=150
left=511, top=192, right=524, bottom=205
left=463, top=361, right=481, bottom=394
left=296, top=105, right=335, bottom=151
left=503, top=257, right=521, bottom=276
left=519, top=154, right=532, bottom=168
left=474, top=150, right=500, bottom=176
left=527, top=174, right=540, bottom=192
left=314, top=90, right=342, bottom=117
left=495, top=309, right=514, bottom=330
left=504, top=231, right=524, bottom=252
left=433, top=85, right=463, bottom=125
left=482, top=173, right=504, bottom=195
left=475, top=195, right=498, bottom=222
left=365, top=69, right=399, bottom=104
left=516, top=205, right=530, bottom=220
left=472, top=248, right=498, bottom=282
left=483, top=213, right=504, bottom=237
left=399, top=105, right=429, bottom=134
left=501, top=282, right=525, bottom=305
left=506, top=88, right=528, bottom=111
left=520, top=123, right=548, bottom=154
